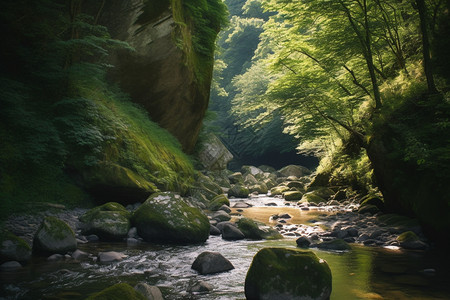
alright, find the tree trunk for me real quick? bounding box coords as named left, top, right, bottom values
left=416, top=0, right=438, bottom=93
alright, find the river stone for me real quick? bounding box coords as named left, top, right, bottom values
left=134, top=283, right=163, bottom=300
left=212, top=210, right=231, bottom=222
left=216, top=221, right=234, bottom=232
left=33, top=216, right=77, bottom=255
left=188, top=281, right=214, bottom=293
left=72, top=249, right=89, bottom=260
left=283, top=191, right=303, bottom=201
left=245, top=248, right=331, bottom=300
left=87, top=283, right=146, bottom=300
left=0, top=231, right=31, bottom=262
left=248, top=183, right=269, bottom=194
left=358, top=204, right=380, bottom=215
left=237, top=218, right=282, bottom=240
left=218, top=204, right=231, bottom=213
left=191, top=251, right=234, bottom=275
left=228, top=172, right=244, bottom=184
left=317, top=239, right=352, bottom=251
left=208, top=194, right=230, bottom=211
left=241, top=165, right=264, bottom=177
left=296, top=236, right=312, bottom=248
left=221, top=223, right=245, bottom=240
left=0, top=261, right=22, bottom=270
left=397, top=231, right=427, bottom=250
left=270, top=185, right=290, bottom=196
left=132, top=192, right=210, bottom=244
left=210, top=225, right=221, bottom=235
left=300, top=192, right=326, bottom=204
left=98, top=251, right=127, bottom=262
left=278, top=165, right=311, bottom=178
left=228, top=184, right=249, bottom=198
left=233, top=201, right=252, bottom=208
left=244, top=173, right=259, bottom=185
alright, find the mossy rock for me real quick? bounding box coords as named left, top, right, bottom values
left=237, top=218, right=282, bottom=240
left=317, top=239, right=352, bottom=251
left=258, top=165, right=276, bottom=173
left=307, top=187, right=335, bottom=200
left=244, top=173, right=259, bottom=185
left=241, top=165, right=264, bottom=177
left=300, top=192, right=325, bottom=204
left=196, top=173, right=223, bottom=195
left=377, top=214, right=420, bottom=229
left=286, top=181, right=305, bottom=191
left=0, top=231, right=31, bottom=263
left=86, top=283, right=146, bottom=300
left=228, top=184, right=249, bottom=198
left=278, top=165, right=311, bottom=177
left=270, top=185, right=290, bottom=196
left=283, top=191, right=304, bottom=201
left=358, top=204, right=380, bottom=215
left=80, top=202, right=130, bottom=223
left=228, top=172, right=244, bottom=184
left=263, top=178, right=277, bottom=189
left=397, top=231, right=427, bottom=250
left=82, top=162, right=157, bottom=204
left=132, top=192, right=210, bottom=244
left=248, top=183, right=268, bottom=194
left=360, top=195, right=384, bottom=210
left=245, top=248, right=332, bottom=300
left=209, top=194, right=230, bottom=211
left=33, top=216, right=77, bottom=255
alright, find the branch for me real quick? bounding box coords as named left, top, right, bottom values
left=343, top=64, right=373, bottom=98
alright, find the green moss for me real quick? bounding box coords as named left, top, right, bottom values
left=283, top=191, right=303, bottom=201
left=270, top=185, right=290, bottom=196
left=0, top=231, right=31, bottom=262
left=317, top=239, right=352, bottom=251
left=237, top=218, right=282, bottom=240
left=86, top=283, right=146, bottom=300
left=33, top=216, right=77, bottom=255
left=245, top=248, right=332, bottom=299
left=209, top=194, right=230, bottom=211
left=228, top=184, right=249, bottom=198
left=40, top=216, right=75, bottom=241
left=397, top=231, right=419, bottom=243
left=131, top=192, right=210, bottom=244
left=80, top=202, right=130, bottom=223
left=300, top=192, right=325, bottom=204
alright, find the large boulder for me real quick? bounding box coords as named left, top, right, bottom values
left=316, top=239, right=352, bottom=251
left=228, top=172, right=244, bottom=184
left=300, top=192, right=326, bottom=204
left=81, top=162, right=157, bottom=204
left=87, top=283, right=146, bottom=300
left=134, top=283, right=163, bottom=300
left=191, top=251, right=234, bottom=275
left=221, top=223, right=245, bottom=240
left=196, top=134, right=233, bottom=170
left=270, top=185, right=290, bottom=196
left=283, top=191, right=304, bottom=201
left=397, top=231, right=427, bottom=250
left=245, top=248, right=332, bottom=300
left=248, top=183, right=269, bottom=194
left=0, top=231, right=31, bottom=263
left=278, top=165, right=311, bottom=178
left=33, top=217, right=77, bottom=255
left=241, top=165, right=264, bottom=177
left=237, top=218, right=282, bottom=240
left=79, top=202, right=131, bottom=241
left=131, top=192, right=210, bottom=244
left=228, top=184, right=249, bottom=198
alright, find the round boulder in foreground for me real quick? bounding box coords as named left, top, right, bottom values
left=191, top=251, right=234, bottom=275
left=245, top=247, right=332, bottom=300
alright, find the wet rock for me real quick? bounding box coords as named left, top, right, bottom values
left=296, top=236, right=311, bottom=248
left=208, top=194, right=230, bottom=211
left=358, top=204, right=380, bottom=215
left=191, top=251, right=234, bottom=275
left=47, top=254, right=64, bottom=261
left=0, top=231, right=31, bottom=263
left=283, top=191, right=303, bottom=201
left=237, top=218, right=282, bottom=240
left=216, top=221, right=234, bottom=232
left=222, top=224, right=245, bottom=241
left=210, top=225, right=221, bottom=236
left=343, top=226, right=359, bottom=237
left=127, top=238, right=140, bottom=245
left=270, top=185, right=290, bottom=196
left=397, top=231, right=428, bottom=250
left=232, top=202, right=252, bottom=208
left=228, top=172, right=244, bottom=184
left=212, top=210, right=231, bottom=222
left=279, top=213, right=292, bottom=219
left=228, top=184, right=249, bottom=198
left=33, top=216, right=77, bottom=255
left=0, top=261, right=22, bottom=270
left=132, top=192, right=210, bottom=244
left=218, top=204, right=231, bottom=213
left=317, top=239, right=352, bottom=251
left=98, top=251, right=127, bottom=263
left=266, top=202, right=277, bottom=206
left=134, top=283, right=163, bottom=300
left=72, top=249, right=89, bottom=260
left=87, top=234, right=99, bottom=242
left=300, top=192, right=326, bottom=204
left=188, top=281, right=214, bottom=293
left=245, top=248, right=331, bottom=300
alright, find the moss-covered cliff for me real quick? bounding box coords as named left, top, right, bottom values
left=0, top=0, right=226, bottom=217
left=97, top=0, right=228, bottom=153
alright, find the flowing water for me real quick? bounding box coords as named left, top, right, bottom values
left=1, top=196, right=450, bottom=299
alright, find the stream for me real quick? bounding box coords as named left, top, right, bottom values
left=1, top=195, right=450, bottom=299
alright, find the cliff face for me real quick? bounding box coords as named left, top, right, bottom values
left=97, top=1, right=220, bottom=153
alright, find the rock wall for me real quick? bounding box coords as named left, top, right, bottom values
left=97, top=1, right=214, bottom=153
left=196, top=134, right=233, bottom=170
